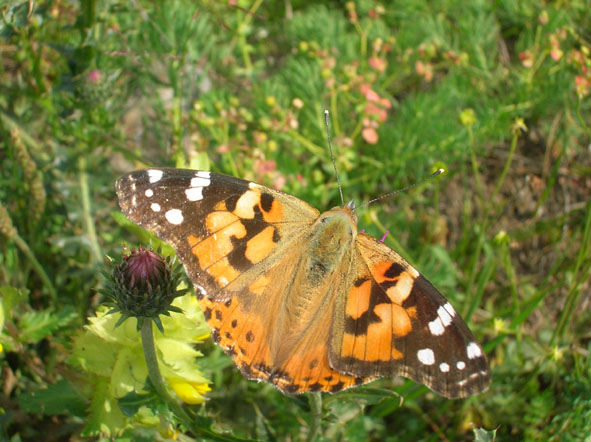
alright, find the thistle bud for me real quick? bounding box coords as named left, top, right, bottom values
left=103, top=247, right=188, bottom=332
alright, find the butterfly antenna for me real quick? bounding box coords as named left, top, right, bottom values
left=354, top=168, right=445, bottom=212
left=325, top=110, right=345, bottom=206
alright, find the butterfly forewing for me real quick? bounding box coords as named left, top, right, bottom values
left=116, top=168, right=319, bottom=301
left=329, top=233, right=490, bottom=398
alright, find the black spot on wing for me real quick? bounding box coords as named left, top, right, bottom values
left=384, top=262, right=405, bottom=279
left=344, top=281, right=393, bottom=335
left=260, top=192, right=274, bottom=213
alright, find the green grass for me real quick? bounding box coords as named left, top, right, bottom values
left=1, top=0, right=591, bottom=440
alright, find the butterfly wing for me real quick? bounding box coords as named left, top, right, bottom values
left=116, top=168, right=319, bottom=301
left=197, top=243, right=371, bottom=394
left=329, top=233, right=490, bottom=398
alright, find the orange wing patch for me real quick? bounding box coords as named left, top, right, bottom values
left=187, top=189, right=286, bottom=289
left=197, top=290, right=370, bottom=394
left=335, top=257, right=420, bottom=367
left=369, top=261, right=416, bottom=304
left=245, top=226, right=276, bottom=264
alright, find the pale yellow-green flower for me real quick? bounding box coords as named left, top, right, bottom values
left=69, top=292, right=211, bottom=436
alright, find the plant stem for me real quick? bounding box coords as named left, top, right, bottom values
left=141, top=320, right=197, bottom=434
left=305, top=392, right=323, bottom=442
left=489, top=125, right=518, bottom=211
left=12, top=233, right=57, bottom=301
left=79, top=157, right=103, bottom=265
left=551, top=203, right=591, bottom=344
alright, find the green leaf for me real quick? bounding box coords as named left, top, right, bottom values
left=18, top=306, right=77, bottom=342
left=0, top=285, right=26, bottom=320
left=81, top=378, right=127, bottom=437
left=112, top=212, right=175, bottom=256
left=474, top=427, right=497, bottom=442
left=118, top=389, right=159, bottom=418
left=19, top=379, right=88, bottom=417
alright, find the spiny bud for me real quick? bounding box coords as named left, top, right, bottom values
left=102, top=247, right=189, bottom=332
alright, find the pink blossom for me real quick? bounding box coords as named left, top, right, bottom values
left=362, top=127, right=379, bottom=144
left=369, top=56, right=387, bottom=73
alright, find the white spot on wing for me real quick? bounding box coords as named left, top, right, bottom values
left=457, top=361, right=466, bottom=370
left=443, top=302, right=456, bottom=318
left=407, top=265, right=420, bottom=278
left=151, top=203, right=161, bottom=212
left=439, top=362, right=450, bottom=372
left=148, top=169, right=163, bottom=183
left=428, top=317, right=445, bottom=336
left=165, top=208, right=183, bottom=225
left=417, top=348, right=435, bottom=365
left=185, top=187, right=204, bottom=201
left=467, top=342, right=482, bottom=359
left=145, top=189, right=154, bottom=197
left=195, top=284, right=207, bottom=295
left=196, top=171, right=210, bottom=178
left=190, top=176, right=210, bottom=187
left=438, top=304, right=453, bottom=326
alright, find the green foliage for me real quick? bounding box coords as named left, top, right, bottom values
left=1, top=0, right=590, bottom=440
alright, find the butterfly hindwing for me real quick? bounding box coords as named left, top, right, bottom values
left=116, top=168, right=319, bottom=301
left=329, top=233, right=490, bottom=398
left=196, top=243, right=371, bottom=394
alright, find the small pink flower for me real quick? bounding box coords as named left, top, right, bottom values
left=273, top=175, right=286, bottom=190
left=379, top=97, right=392, bottom=109
left=362, top=127, right=379, bottom=144
left=575, top=75, right=590, bottom=98
left=364, top=102, right=388, bottom=123
left=549, top=35, right=563, bottom=61
left=519, top=50, right=534, bottom=68
left=87, top=69, right=102, bottom=84
left=255, top=159, right=277, bottom=175
left=217, top=144, right=230, bottom=153
left=415, top=60, right=433, bottom=82
left=369, top=56, right=387, bottom=73
left=360, top=83, right=380, bottom=102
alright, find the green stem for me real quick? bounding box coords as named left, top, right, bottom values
left=79, top=157, right=102, bottom=264
left=551, top=203, right=591, bottom=344
left=141, top=320, right=198, bottom=435
left=12, top=233, right=57, bottom=301
left=489, top=127, right=518, bottom=210
left=305, top=392, right=323, bottom=442
left=467, top=126, right=485, bottom=207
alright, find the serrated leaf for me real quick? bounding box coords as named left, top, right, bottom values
left=118, top=389, right=159, bottom=417
left=18, top=379, right=88, bottom=417
left=18, top=306, right=77, bottom=342
left=0, top=285, right=26, bottom=320
left=81, top=377, right=127, bottom=437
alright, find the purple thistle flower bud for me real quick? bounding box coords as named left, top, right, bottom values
left=102, top=247, right=189, bottom=332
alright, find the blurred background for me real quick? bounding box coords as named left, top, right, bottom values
left=1, top=0, right=590, bottom=440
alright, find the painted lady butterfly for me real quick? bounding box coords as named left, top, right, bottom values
left=116, top=168, right=490, bottom=398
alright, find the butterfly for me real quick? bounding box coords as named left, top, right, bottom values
left=116, top=168, right=490, bottom=398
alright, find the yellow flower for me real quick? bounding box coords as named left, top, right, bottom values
left=69, top=292, right=211, bottom=435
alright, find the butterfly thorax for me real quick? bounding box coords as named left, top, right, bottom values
left=306, top=207, right=357, bottom=285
